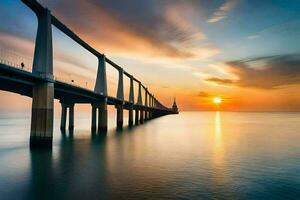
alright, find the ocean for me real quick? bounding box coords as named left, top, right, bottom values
left=0, top=111, right=299, bottom=199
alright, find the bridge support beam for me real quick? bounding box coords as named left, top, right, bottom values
left=116, top=104, right=123, bottom=130
left=135, top=109, right=139, bottom=125
left=128, top=107, right=134, bottom=127
left=60, top=103, right=67, bottom=130
left=144, top=110, right=147, bottom=121
left=91, top=105, right=97, bottom=132
left=68, top=104, right=74, bottom=131
left=30, top=83, right=54, bottom=148
left=128, top=76, right=134, bottom=127
left=140, top=109, right=144, bottom=124
left=91, top=100, right=108, bottom=133
left=98, top=100, right=108, bottom=133
left=30, top=7, right=54, bottom=148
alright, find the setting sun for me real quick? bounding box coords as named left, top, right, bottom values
left=213, top=97, right=222, bottom=104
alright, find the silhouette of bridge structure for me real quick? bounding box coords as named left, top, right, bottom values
left=0, top=0, right=178, bottom=148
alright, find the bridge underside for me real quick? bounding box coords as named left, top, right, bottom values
left=0, top=64, right=175, bottom=113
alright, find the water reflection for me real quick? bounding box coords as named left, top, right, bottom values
left=26, top=130, right=110, bottom=199
left=211, top=112, right=235, bottom=199
left=28, top=149, right=54, bottom=199
left=213, top=111, right=223, bottom=166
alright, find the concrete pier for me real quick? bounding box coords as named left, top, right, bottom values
left=60, top=103, right=67, bottom=130
left=30, top=7, right=54, bottom=148
left=128, top=107, right=134, bottom=127
left=116, top=68, right=124, bottom=130
left=116, top=104, right=123, bottom=130
left=135, top=109, right=139, bottom=125
left=145, top=110, right=149, bottom=121
left=129, top=77, right=134, bottom=127
left=30, top=83, right=54, bottom=148
left=95, top=55, right=107, bottom=96
left=59, top=103, right=75, bottom=131
left=69, top=104, right=74, bottom=130
left=91, top=105, right=97, bottom=131
left=140, top=109, right=144, bottom=124
left=98, top=101, right=108, bottom=133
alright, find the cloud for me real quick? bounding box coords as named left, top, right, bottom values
left=35, top=0, right=219, bottom=60
left=205, top=54, right=300, bottom=89
left=205, top=77, right=235, bottom=85
left=207, top=0, right=239, bottom=23
left=197, top=91, right=210, bottom=97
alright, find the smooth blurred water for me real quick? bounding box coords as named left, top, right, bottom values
left=0, top=111, right=300, bottom=200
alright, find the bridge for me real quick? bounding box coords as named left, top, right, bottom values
left=0, top=0, right=178, bottom=148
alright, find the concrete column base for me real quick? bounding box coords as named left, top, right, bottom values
left=68, top=104, right=74, bottom=130
left=60, top=103, right=67, bottom=130
left=135, top=109, right=139, bottom=125
left=30, top=83, right=54, bottom=149
left=149, top=111, right=152, bottom=119
left=116, top=104, right=123, bottom=130
left=140, top=110, right=144, bottom=124
left=91, top=105, right=97, bottom=131
left=30, top=136, right=52, bottom=148
left=128, top=107, right=133, bottom=127
left=98, top=101, right=108, bottom=133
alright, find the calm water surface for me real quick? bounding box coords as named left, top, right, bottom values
left=0, top=111, right=300, bottom=200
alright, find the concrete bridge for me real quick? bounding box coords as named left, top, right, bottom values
left=0, top=0, right=178, bottom=148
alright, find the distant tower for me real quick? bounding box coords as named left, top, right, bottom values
left=172, top=97, right=179, bottom=113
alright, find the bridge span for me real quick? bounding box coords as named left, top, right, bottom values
left=0, top=0, right=178, bottom=148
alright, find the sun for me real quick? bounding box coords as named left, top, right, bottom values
left=213, top=97, right=222, bottom=104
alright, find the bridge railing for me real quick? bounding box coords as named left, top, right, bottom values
left=0, top=47, right=168, bottom=110
left=0, top=49, right=33, bottom=72
left=0, top=49, right=96, bottom=90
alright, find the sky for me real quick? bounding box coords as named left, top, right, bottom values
left=0, top=0, right=300, bottom=111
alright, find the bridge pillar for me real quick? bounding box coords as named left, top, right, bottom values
left=91, top=104, right=97, bottom=131
left=140, top=109, right=144, bottom=124
left=128, top=76, right=134, bottom=127
left=144, top=110, right=147, bottom=121
left=128, top=107, right=134, bottom=127
left=69, top=104, right=74, bottom=130
left=30, top=8, right=54, bottom=148
left=60, top=103, right=67, bottom=130
left=95, top=55, right=107, bottom=95
left=30, top=84, right=54, bottom=148
left=116, top=104, right=123, bottom=130
left=135, top=109, right=139, bottom=125
left=98, top=100, right=108, bottom=133
left=144, top=89, right=148, bottom=121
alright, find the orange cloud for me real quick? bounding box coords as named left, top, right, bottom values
left=206, top=55, right=300, bottom=89
left=40, top=0, right=219, bottom=61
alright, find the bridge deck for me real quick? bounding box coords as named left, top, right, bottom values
left=0, top=63, right=170, bottom=112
